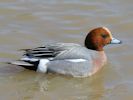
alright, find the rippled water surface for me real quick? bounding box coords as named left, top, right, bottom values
left=0, top=0, right=133, bottom=100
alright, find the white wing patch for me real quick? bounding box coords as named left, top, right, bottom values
left=21, top=57, right=39, bottom=62
left=37, top=59, right=49, bottom=73
left=65, top=59, right=87, bottom=62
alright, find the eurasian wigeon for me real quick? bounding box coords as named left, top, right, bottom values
left=10, top=27, right=121, bottom=77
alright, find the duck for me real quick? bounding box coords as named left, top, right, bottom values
left=10, top=27, right=121, bottom=77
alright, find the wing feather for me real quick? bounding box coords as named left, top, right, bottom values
left=22, top=43, right=89, bottom=60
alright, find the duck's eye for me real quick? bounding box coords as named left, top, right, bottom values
left=101, top=34, right=108, bottom=38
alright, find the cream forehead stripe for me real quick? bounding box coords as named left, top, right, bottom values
left=102, top=27, right=113, bottom=39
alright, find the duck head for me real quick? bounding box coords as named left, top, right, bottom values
left=85, top=27, right=122, bottom=51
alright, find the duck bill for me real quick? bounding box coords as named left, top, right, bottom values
left=110, top=38, right=122, bottom=44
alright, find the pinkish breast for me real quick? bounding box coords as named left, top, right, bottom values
left=90, top=51, right=107, bottom=76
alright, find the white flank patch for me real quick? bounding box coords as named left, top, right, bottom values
left=66, top=59, right=87, bottom=63
left=37, top=59, right=49, bottom=73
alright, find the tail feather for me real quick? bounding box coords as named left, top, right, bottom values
left=9, top=57, right=48, bottom=72
left=9, top=60, right=38, bottom=71
left=10, top=61, right=33, bottom=66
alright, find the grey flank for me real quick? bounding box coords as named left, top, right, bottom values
left=22, top=43, right=98, bottom=77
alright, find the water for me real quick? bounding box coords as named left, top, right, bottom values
left=0, top=0, right=133, bottom=99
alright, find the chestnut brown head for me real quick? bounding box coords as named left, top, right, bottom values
left=85, top=27, right=121, bottom=51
